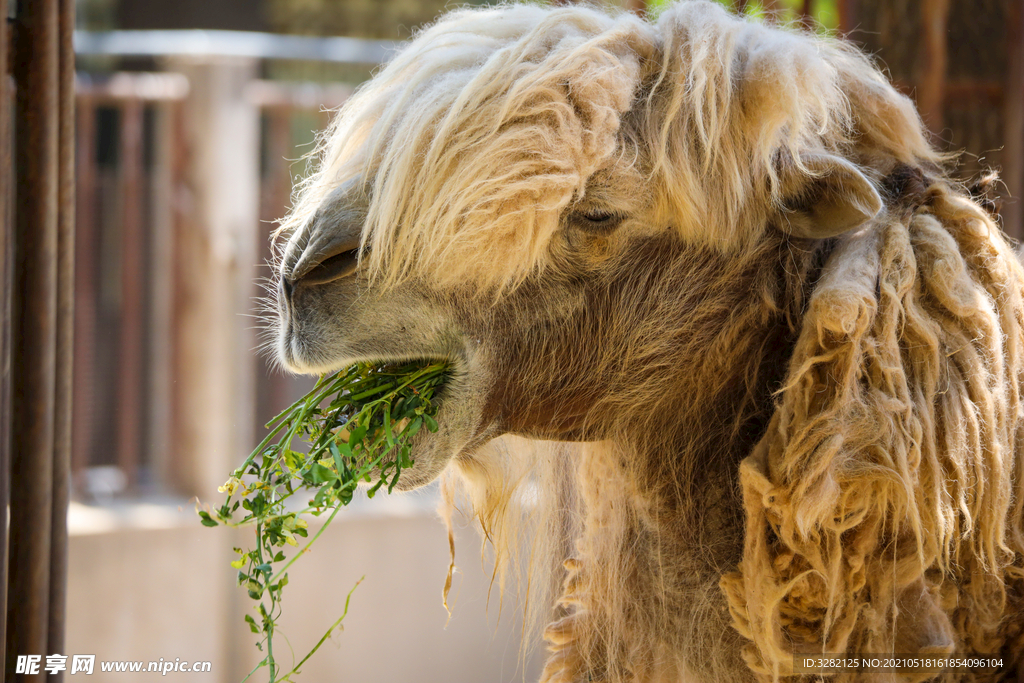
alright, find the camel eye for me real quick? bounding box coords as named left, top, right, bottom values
left=572, top=209, right=623, bottom=232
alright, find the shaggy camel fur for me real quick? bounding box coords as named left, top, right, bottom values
left=272, top=2, right=1024, bottom=681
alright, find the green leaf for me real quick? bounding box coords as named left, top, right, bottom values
left=383, top=404, right=394, bottom=446
left=404, top=417, right=423, bottom=439
left=309, top=462, right=337, bottom=485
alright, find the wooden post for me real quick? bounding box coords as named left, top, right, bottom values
left=1003, top=0, right=1024, bottom=241
left=164, top=57, right=261, bottom=679
left=115, top=98, right=144, bottom=487
left=7, top=0, right=60, bottom=679
left=146, top=99, right=179, bottom=488
left=837, top=0, right=858, bottom=35
left=918, top=0, right=951, bottom=133
left=166, top=56, right=260, bottom=502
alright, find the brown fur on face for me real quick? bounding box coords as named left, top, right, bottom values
left=271, top=2, right=1024, bottom=681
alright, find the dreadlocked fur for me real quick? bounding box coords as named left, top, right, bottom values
left=718, top=181, right=1024, bottom=681
left=273, top=1, right=1024, bottom=681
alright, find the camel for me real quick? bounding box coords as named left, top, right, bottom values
left=270, top=2, right=1024, bottom=681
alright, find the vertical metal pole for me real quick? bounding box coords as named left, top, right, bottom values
left=1003, top=0, right=1024, bottom=241
left=48, top=0, right=74, bottom=674
left=919, top=0, right=951, bottom=133
left=0, top=0, right=12, bottom=674
left=799, top=0, right=814, bottom=28
left=169, top=100, right=187, bottom=491
left=7, top=0, right=59, bottom=679
left=116, top=98, right=144, bottom=488
left=147, top=99, right=175, bottom=489
left=837, top=0, right=858, bottom=38
left=71, top=95, right=96, bottom=478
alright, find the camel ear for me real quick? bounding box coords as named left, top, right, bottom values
left=781, top=153, right=883, bottom=239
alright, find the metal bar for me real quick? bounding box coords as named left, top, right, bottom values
left=837, top=0, right=858, bottom=38
left=146, top=100, right=175, bottom=489
left=918, top=0, right=951, bottom=133
left=71, top=95, right=95, bottom=478
left=1002, top=0, right=1024, bottom=241
left=0, top=0, right=11, bottom=674
left=799, top=0, right=814, bottom=28
left=116, top=98, right=144, bottom=488
left=74, top=29, right=397, bottom=64
left=6, top=0, right=60, bottom=679
left=168, top=100, right=187, bottom=491
left=48, top=0, right=74, bottom=672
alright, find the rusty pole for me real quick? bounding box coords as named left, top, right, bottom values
left=6, top=0, right=60, bottom=679
left=0, top=0, right=11, bottom=673
left=48, top=0, right=75, bottom=673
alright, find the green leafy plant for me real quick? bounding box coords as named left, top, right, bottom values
left=199, top=360, right=449, bottom=682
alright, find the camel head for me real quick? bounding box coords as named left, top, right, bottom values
left=272, top=1, right=935, bottom=491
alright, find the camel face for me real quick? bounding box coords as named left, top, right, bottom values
left=275, top=156, right=661, bottom=488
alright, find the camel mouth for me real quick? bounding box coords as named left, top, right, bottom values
left=339, top=353, right=483, bottom=491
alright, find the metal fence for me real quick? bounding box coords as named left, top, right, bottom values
left=2, top=0, right=76, bottom=679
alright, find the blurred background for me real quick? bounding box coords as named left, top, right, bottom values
left=2, top=0, right=1022, bottom=680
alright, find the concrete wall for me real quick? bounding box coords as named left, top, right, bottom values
left=65, top=492, right=545, bottom=682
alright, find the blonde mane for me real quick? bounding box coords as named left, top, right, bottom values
left=281, top=2, right=939, bottom=293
